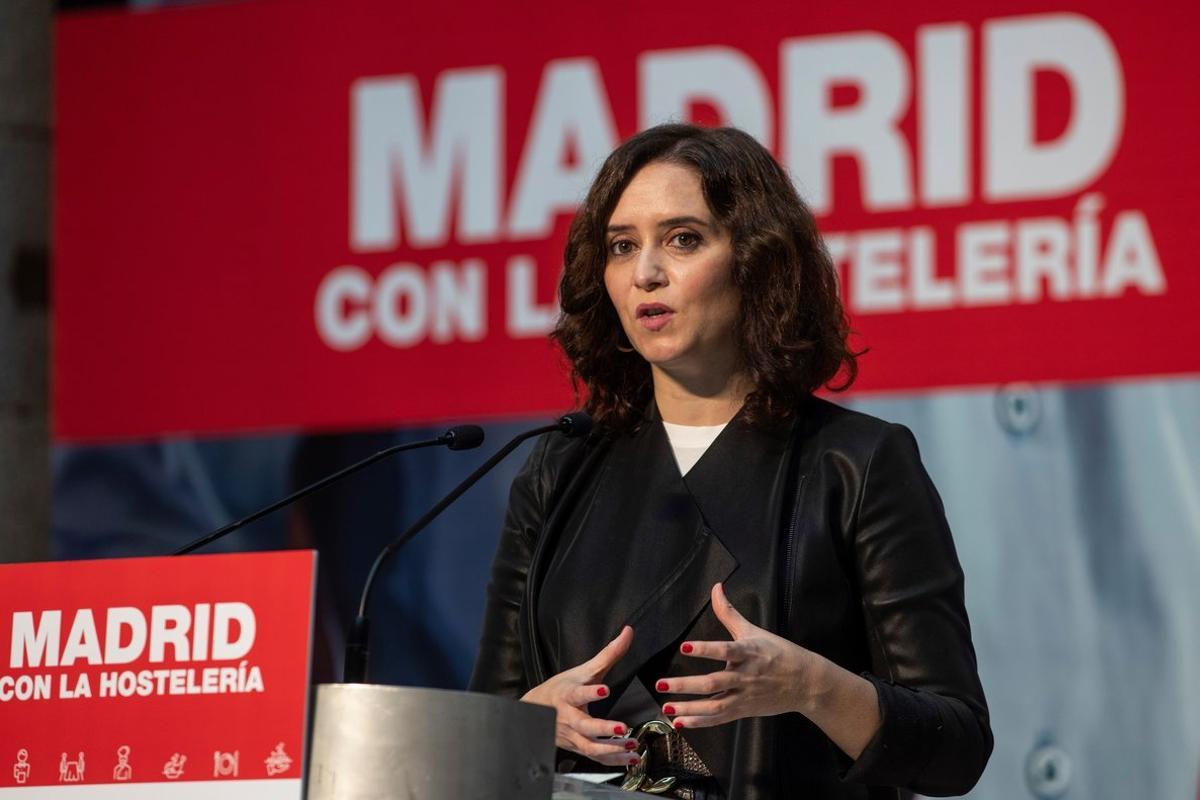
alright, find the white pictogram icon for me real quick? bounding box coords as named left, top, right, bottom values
left=213, top=750, right=239, bottom=778
left=59, top=751, right=85, bottom=783
left=112, top=745, right=132, bottom=781
left=12, top=749, right=31, bottom=785
left=162, top=753, right=187, bottom=780
left=264, top=742, right=293, bottom=776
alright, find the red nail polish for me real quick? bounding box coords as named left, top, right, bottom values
left=656, top=680, right=669, bottom=692
left=629, top=756, right=639, bottom=766
left=613, top=724, right=625, bottom=736
left=625, top=740, right=638, bottom=750
left=663, top=704, right=676, bottom=715
left=673, top=720, right=684, bottom=730
left=597, top=686, right=608, bottom=697
left=681, top=643, right=694, bottom=654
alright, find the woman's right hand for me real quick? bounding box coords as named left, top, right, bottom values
left=521, top=625, right=639, bottom=768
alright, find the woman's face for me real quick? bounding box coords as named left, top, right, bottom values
left=603, top=161, right=740, bottom=379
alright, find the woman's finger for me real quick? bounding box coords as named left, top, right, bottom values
left=565, top=682, right=613, bottom=708
left=579, top=625, right=634, bottom=681
left=565, top=730, right=640, bottom=768
left=656, top=670, right=739, bottom=696
left=678, top=639, right=745, bottom=663
left=572, top=712, right=634, bottom=740
left=662, top=693, right=732, bottom=720
left=710, top=583, right=754, bottom=638
left=669, top=709, right=735, bottom=730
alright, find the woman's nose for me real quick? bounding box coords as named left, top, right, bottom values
left=633, top=246, right=667, bottom=291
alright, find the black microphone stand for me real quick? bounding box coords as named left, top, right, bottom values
left=173, top=426, right=484, bottom=555
left=343, top=412, right=592, bottom=683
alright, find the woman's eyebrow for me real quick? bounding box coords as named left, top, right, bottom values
left=606, top=215, right=714, bottom=233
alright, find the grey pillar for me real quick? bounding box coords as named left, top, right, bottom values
left=0, top=0, right=51, bottom=562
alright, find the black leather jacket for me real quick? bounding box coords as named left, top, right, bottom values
left=470, top=397, right=992, bottom=798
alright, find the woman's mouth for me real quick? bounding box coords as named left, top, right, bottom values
left=636, top=303, right=675, bottom=331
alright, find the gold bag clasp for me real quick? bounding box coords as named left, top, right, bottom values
left=620, top=719, right=677, bottom=794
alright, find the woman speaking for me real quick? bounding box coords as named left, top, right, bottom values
left=470, top=124, right=991, bottom=799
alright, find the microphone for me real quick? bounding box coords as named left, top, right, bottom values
left=172, top=425, right=486, bottom=555
left=343, top=412, right=593, bottom=683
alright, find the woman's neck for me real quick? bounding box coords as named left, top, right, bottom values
left=651, top=363, right=751, bottom=426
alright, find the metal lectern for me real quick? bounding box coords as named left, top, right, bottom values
left=306, top=684, right=628, bottom=800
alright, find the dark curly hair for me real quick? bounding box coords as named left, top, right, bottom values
left=552, top=123, right=857, bottom=432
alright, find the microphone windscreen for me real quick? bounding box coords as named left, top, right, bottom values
left=444, top=425, right=485, bottom=450
left=557, top=411, right=594, bottom=439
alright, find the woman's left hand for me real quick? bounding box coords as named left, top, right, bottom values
left=656, top=582, right=828, bottom=728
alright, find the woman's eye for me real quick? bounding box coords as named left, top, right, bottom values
left=671, top=232, right=700, bottom=249
left=609, top=239, right=634, bottom=256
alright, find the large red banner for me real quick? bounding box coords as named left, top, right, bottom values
left=53, top=0, right=1200, bottom=441
left=0, top=551, right=314, bottom=797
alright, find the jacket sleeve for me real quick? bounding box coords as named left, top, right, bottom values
left=467, top=436, right=549, bottom=698
left=840, top=423, right=993, bottom=796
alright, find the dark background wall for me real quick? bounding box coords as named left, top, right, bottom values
left=0, top=0, right=50, bottom=564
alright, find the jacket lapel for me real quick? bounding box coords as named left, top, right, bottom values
left=599, top=506, right=738, bottom=697
left=525, top=410, right=738, bottom=696
left=680, top=412, right=797, bottom=633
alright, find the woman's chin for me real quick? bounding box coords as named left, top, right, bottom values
left=635, top=343, right=686, bottom=366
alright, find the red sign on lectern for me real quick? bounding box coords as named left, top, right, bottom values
left=0, top=550, right=315, bottom=798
